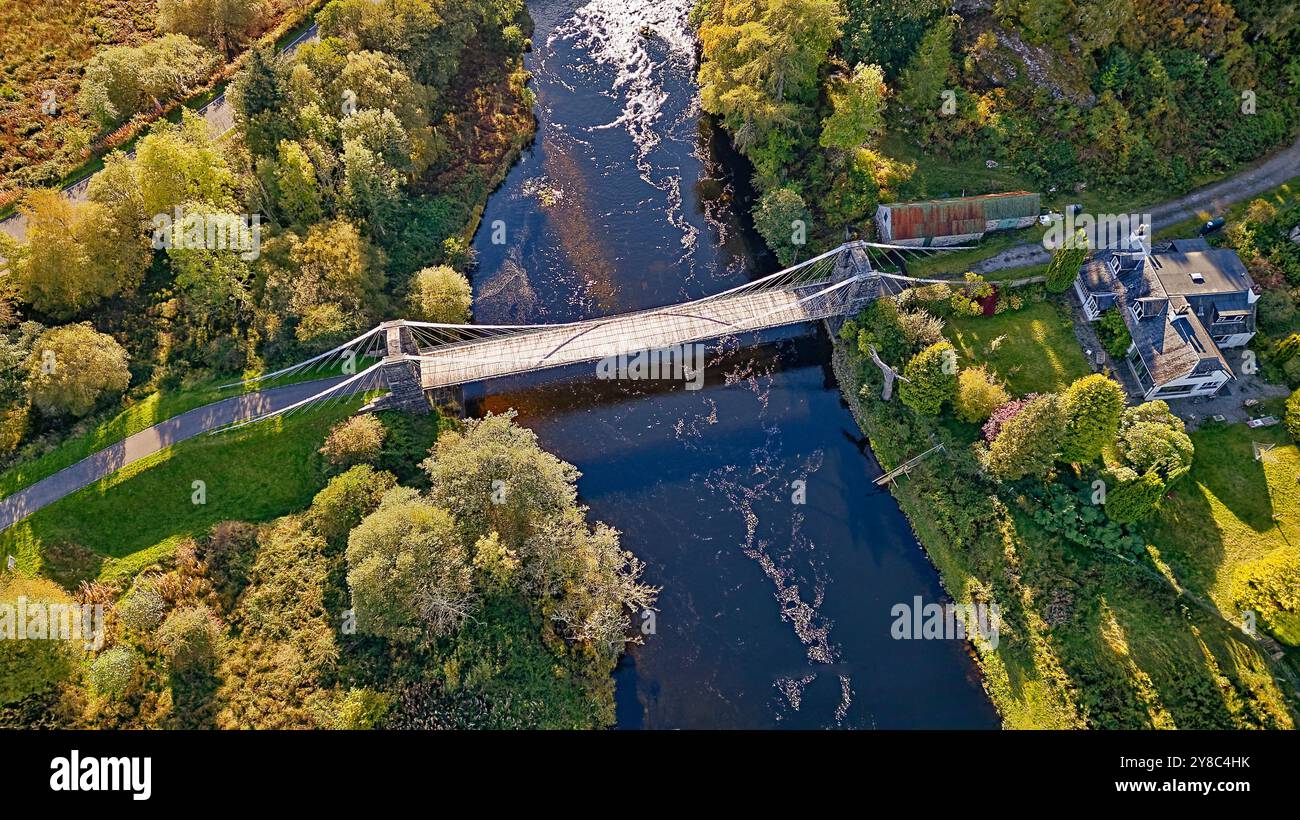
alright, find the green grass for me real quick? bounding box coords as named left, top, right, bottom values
left=0, top=400, right=361, bottom=583
left=0, top=359, right=376, bottom=500
left=945, top=300, right=1092, bottom=396
left=1145, top=421, right=1300, bottom=649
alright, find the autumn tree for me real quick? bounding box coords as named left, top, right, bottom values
left=1113, top=400, right=1194, bottom=484
left=157, top=0, right=265, bottom=57
left=983, top=392, right=1064, bottom=480
left=698, top=0, right=844, bottom=180
left=1058, top=374, right=1126, bottom=462
left=954, top=365, right=1010, bottom=423
left=408, top=265, right=472, bottom=324
left=271, top=140, right=323, bottom=225
left=346, top=487, right=475, bottom=641
left=424, top=410, right=579, bottom=546
left=136, top=112, right=239, bottom=216
left=76, top=35, right=218, bottom=127
left=820, top=63, right=887, bottom=151
left=899, top=340, right=958, bottom=415
left=3, top=191, right=147, bottom=319
left=26, top=324, right=131, bottom=418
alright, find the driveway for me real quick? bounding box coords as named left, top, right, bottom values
left=973, top=135, right=1300, bottom=274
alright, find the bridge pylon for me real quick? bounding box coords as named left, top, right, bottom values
left=367, top=320, right=432, bottom=414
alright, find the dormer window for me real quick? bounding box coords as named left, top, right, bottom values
left=1190, top=272, right=1204, bottom=284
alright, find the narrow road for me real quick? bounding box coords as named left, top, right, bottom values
left=0, top=376, right=344, bottom=532
left=972, top=134, right=1300, bottom=274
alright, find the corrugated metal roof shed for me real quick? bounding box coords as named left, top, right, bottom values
left=880, top=191, right=1040, bottom=241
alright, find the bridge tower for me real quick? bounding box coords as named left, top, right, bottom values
left=371, top=321, right=431, bottom=414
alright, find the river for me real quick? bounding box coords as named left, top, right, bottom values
left=464, top=0, right=998, bottom=729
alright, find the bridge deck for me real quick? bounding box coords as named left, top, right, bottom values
left=416, top=287, right=848, bottom=389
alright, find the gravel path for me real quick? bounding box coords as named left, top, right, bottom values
left=973, top=135, right=1300, bottom=274
left=0, top=376, right=344, bottom=532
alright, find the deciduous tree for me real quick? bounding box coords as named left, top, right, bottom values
left=26, top=323, right=131, bottom=418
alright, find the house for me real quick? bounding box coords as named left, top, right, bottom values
left=1074, top=238, right=1258, bottom=401
left=874, top=191, right=1040, bottom=246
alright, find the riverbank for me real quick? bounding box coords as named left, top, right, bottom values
left=829, top=325, right=1296, bottom=728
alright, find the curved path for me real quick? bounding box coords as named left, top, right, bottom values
left=0, top=376, right=344, bottom=532
left=973, top=134, right=1300, bottom=273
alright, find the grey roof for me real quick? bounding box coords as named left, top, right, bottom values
left=1080, top=244, right=1253, bottom=389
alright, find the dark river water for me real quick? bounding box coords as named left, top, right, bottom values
left=465, top=0, right=997, bottom=728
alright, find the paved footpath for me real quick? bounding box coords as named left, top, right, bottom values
left=0, top=376, right=343, bottom=532
left=972, top=134, right=1300, bottom=274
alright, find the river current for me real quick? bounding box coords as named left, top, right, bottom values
left=465, top=0, right=998, bottom=729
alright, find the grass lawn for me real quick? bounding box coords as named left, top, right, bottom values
left=1145, top=421, right=1300, bottom=647
left=944, top=300, right=1092, bottom=396
left=0, top=358, right=375, bottom=501
left=0, top=400, right=361, bottom=584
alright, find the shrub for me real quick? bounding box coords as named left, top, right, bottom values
left=320, top=414, right=387, bottom=468
left=90, top=646, right=139, bottom=699
left=1103, top=470, right=1165, bottom=524
left=1097, top=309, right=1132, bottom=359
left=899, top=341, right=958, bottom=415
left=0, top=577, right=79, bottom=705
left=309, top=464, right=397, bottom=545
left=1286, top=389, right=1300, bottom=444
left=203, top=521, right=260, bottom=610
left=954, top=366, right=1010, bottom=424
left=157, top=605, right=226, bottom=671
left=117, top=577, right=168, bottom=634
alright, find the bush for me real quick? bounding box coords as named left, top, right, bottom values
left=117, top=577, right=168, bottom=634
left=1286, top=389, right=1300, bottom=444
left=1103, top=470, right=1165, bottom=524
left=320, top=414, right=387, bottom=468
left=157, top=605, right=226, bottom=671
left=90, top=646, right=139, bottom=699
left=899, top=341, right=958, bottom=415
left=954, top=366, right=1010, bottom=424
left=1097, top=309, right=1132, bottom=359
left=202, top=521, right=260, bottom=610
left=309, top=464, right=397, bottom=545
left=0, top=577, right=79, bottom=705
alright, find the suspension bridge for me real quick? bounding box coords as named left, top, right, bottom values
left=218, top=241, right=962, bottom=430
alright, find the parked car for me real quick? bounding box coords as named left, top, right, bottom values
left=1199, top=217, right=1226, bottom=236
